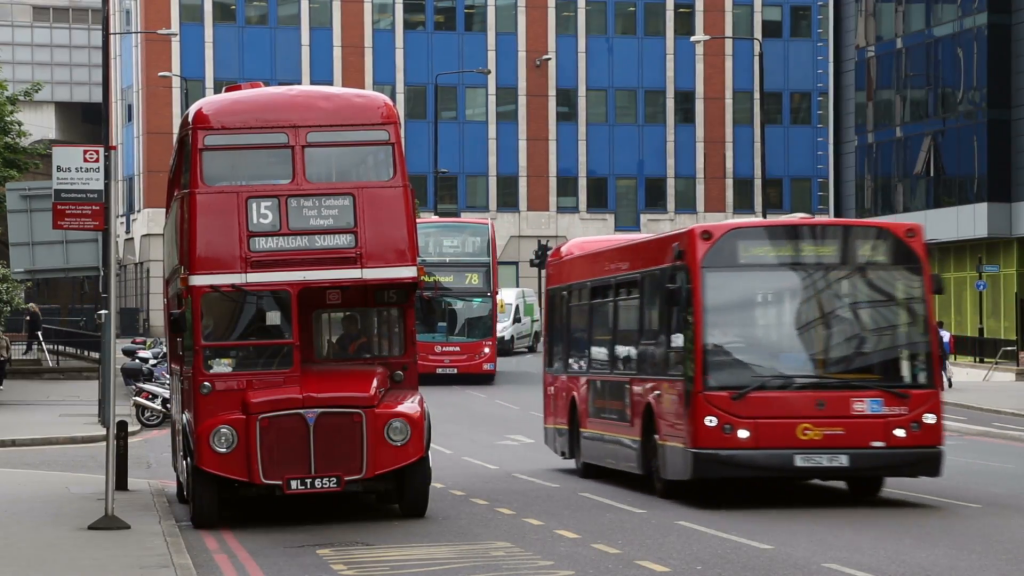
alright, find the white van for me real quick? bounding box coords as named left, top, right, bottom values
left=496, top=288, right=541, bottom=355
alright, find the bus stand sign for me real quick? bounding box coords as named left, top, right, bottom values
left=51, top=144, right=105, bottom=231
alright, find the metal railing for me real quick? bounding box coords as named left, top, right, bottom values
left=983, top=347, right=1018, bottom=382
left=950, top=335, right=1018, bottom=366
left=7, top=325, right=101, bottom=366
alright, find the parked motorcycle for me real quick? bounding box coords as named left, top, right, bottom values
left=121, top=360, right=170, bottom=428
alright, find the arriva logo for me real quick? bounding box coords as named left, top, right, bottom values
left=796, top=423, right=844, bottom=440
left=435, top=345, right=462, bottom=352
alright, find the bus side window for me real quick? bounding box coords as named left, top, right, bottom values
left=666, top=267, right=692, bottom=378
left=567, top=287, right=590, bottom=372
left=545, top=289, right=567, bottom=373
left=639, top=270, right=665, bottom=375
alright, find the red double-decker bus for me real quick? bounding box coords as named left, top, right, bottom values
left=163, top=84, right=432, bottom=527
left=415, top=218, right=499, bottom=383
left=543, top=216, right=945, bottom=500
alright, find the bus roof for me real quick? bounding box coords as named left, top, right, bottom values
left=548, top=234, right=651, bottom=261
left=417, top=218, right=492, bottom=226
left=181, top=85, right=400, bottom=132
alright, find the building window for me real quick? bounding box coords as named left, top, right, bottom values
left=437, top=176, right=458, bottom=212
left=790, top=6, right=811, bottom=38
left=245, top=0, right=269, bottom=25
left=675, top=91, right=694, bottom=124
left=213, top=0, right=237, bottom=24
left=674, top=4, right=694, bottom=36
left=498, top=176, right=518, bottom=209
left=644, top=2, right=664, bottom=36
left=373, top=0, right=394, bottom=29
left=51, top=8, right=69, bottom=23
left=185, top=79, right=204, bottom=109
left=310, top=0, right=332, bottom=27
left=499, top=263, right=519, bottom=288
left=734, top=179, right=754, bottom=212
left=465, top=87, right=487, bottom=121
left=644, top=178, right=667, bottom=211
left=70, top=8, right=90, bottom=24
left=817, top=93, right=829, bottom=127
left=556, top=89, right=577, bottom=122
left=434, top=0, right=456, bottom=31
left=181, top=0, right=203, bottom=24
left=277, top=0, right=299, bottom=26
left=123, top=88, right=133, bottom=123
left=732, top=4, right=752, bottom=37
left=764, top=92, right=783, bottom=124
left=91, top=9, right=104, bottom=25
left=557, top=1, right=577, bottom=35
left=587, top=1, right=607, bottom=35
left=464, top=0, right=485, bottom=32
left=466, top=176, right=489, bottom=210
left=615, top=89, right=637, bottom=123
left=373, top=84, right=395, bottom=101
left=764, top=178, right=783, bottom=211
left=438, top=86, right=458, bottom=120
left=820, top=4, right=830, bottom=38
left=791, top=179, right=812, bottom=213
left=644, top=90, right=666, bottom=124
left=615, top=177, right=639, bottom=229
left=675, top=178, right=696, bottom=212
left=405, top=0, right=427, bottom=30
left=410, top=175, right=429, bottom=209
left=613, top=2, right=636, bottom=35
left=496, top=0, right=516, bottom=32
left=406, top=86, right=428, bottom=120
left=762, top=5, right=782, bottom=38
left=733, top=92, right=752, bottom=125
left=497, top=88, right=517, bottom=121
left=587, top=89, right=607, bottom=123
left=790, top=92, right=812, bottom=125
left=817, top=178, right=829, bottom=212
left=32, top=7, right=49, bottom=22
left=557, top=177, right=578, bottom=210
left=588, top=177, right=609, bottom=210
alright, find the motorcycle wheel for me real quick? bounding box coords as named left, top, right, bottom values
left=135, top=403, right=167, bottom=428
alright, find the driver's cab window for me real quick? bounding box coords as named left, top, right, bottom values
left=315, top=308, right=405, bottom=360
left=667, top=267, right=693, bottom=377
left=513, top=306, right=521, bottom=323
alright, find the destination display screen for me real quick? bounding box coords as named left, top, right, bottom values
left=249, top=233, right=356, bottom=252
left=419, top=266, right=491, bottom=292
left=287, top=195, right=355, bottom=231
left=737, top=240, right=842, bottom=264
left=418, top=222, right=490, bottom=260
left=704, top=225, right=921, bottom=268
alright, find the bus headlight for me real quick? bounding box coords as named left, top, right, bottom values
left=922, top=413, right=938, bottom=424
left=703, top=416, right=718, bottom=427
left=385, top=418, right=411, bottom=446
left=210, top=426, right=237, bottom=453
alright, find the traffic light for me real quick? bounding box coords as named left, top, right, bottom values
left=529, top=240, right=551, bottom=270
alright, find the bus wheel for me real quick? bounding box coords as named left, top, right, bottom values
left=176, top=472, right=188, bottom=505
left=845, top=477, right=884, bottom=500
left=188, top=458, right=221, bottom=529
left=643, top=425, right=674, bottom=499
left=570, top=413, right=598, bottom=479
left=527, top=334, right=540, bottom=353
left=398, top=456, right=431, bottom=518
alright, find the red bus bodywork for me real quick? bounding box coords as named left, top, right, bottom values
left=415, top=218, right=499, bottom=382
left=543, top=217, right=945, bottom=499
left=164, top=85, right=431, bottom=527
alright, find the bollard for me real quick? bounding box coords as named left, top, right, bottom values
left=115, top=420, right=129, bottom=491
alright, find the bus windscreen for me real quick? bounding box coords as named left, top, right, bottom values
left=417, top=222, right=491, bottom=260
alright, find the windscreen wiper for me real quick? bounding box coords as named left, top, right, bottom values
left=208, top=285, right=246, bottom=304
left=731, top=374, right=910, bottom=401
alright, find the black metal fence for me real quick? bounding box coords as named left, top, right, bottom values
left=950, top=335, right=1018, bottom=366
left=7, top=325, right=101, bottom=366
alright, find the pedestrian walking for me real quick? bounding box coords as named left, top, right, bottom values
left=0, top=328, right=11, bottom=390
left=22, top=303, right=42, bottom=356
left=937, top=320, right=952, bottom=389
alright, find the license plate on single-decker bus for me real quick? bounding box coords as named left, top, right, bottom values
left=282, top=475, right=344, bottom=493
left=794, top=454, right=850, bottom=467
left=436, top=368, right=458, bottom=374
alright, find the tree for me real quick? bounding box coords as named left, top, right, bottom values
left=0, top=71, right=48, bottom=192
left=0, top=264, right=25, bottom=322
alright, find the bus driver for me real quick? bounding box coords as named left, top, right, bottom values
left=330, top=314, right=370, bottom=358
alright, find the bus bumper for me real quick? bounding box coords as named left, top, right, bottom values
left=660, top=446, right=944, bottom=481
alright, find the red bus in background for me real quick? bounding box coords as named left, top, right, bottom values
left=415, top=218, right=499, bottom=383
left=543, top=216, right=945, bottom=500
left=164, top=84, right=432, bottom=528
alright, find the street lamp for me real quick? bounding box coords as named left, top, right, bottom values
left=433, top=68, right=491, bottom=217
left=89, top=0, right=176, bottom=532
left=157, top=72, right=189, bottom=115
left=691, top=34, right=767, bottom=220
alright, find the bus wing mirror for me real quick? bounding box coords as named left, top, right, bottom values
left=931, top=273, right=944, bottom=296
left=168, top=310, right=187, bottom=335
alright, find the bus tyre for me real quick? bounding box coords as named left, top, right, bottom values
left=398, top=456, right=431, bottom=518
left=845, top=477, right=884, bottom=500
left=188, top=458, right=221, bottom=529
left=527, top=334, right=539, bottom=353
left=644, top=428, right=674, bottom=499
left=570, top=414, right=599, bottom=479
left=176, top=472, right=188, bottom=505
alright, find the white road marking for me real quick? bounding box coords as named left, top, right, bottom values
left=883, top=488, right=982, bottom=508
left=591, top=544, right=621, bottom=554
left=512, top=473, right=559, bottom=487
left=579, top=492, right=646, bottom=513
left=431, top=444, right=453, bottom=454
left=822, top=564, right=875, bottom=576
left=675, top=520, right=774, bottom=549
left=948, top=456, right=1015, bottom=468
left=992, top=422, right=1024, bottom=431
left=495, top=400, right=520, bottom=409
left=462, top=457, right=499, bottom=469
left=530, top=411, right=543, bottom=417
left=943, top=414, right=967, bottom=420
left=466, top=391, right=487, bottom=398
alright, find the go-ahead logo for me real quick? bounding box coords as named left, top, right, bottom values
left=796, top=423, right=845, bottom=440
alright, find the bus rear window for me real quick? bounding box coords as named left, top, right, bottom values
left=304, top=146, right=394, bottom=183
left=202, top=149, right=293, bottom=186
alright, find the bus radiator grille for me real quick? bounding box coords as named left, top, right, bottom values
left=258, top=413, right=313, bottom=482
left=313, top=412, right=366, bottom=479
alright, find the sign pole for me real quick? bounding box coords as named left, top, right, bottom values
left=977, top=254, right=984, bottom=364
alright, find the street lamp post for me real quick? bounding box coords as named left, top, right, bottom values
left=157, top=71, right=189, bottom=116
left=691, top=35, right=767, bottom=220
left=89, top=0, right=176, bottom=532
left=432, top=68, right=491, bottom=217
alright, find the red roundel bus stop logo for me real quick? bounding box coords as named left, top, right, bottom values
left=82, top=149, right=100, bottom=163
left=326, top=289, right=341, bottom=304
